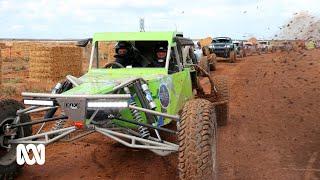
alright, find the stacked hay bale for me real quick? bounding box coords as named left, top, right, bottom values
left=11, top=42, right=31, bottom=60
left=0, top=43, right=5, bottom=87
left=98, top=42, right=116, bottom=63
left=0, top=43, right=5, bottom=49
left=106, top=43, right=116, bottom=61
left=81, top=43, right=92, bottom=73
left=29, top=45, right=83, bottom=91
left=0, top=41, right=77, bottom=60
left=79, top=42, right=115, bottom=72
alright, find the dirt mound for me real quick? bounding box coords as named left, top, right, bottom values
left=276, top=11, right=320, bottom=40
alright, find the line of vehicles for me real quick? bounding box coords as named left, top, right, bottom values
left=194, top=36, right=274, bottom=65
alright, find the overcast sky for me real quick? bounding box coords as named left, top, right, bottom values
left=0, top=0, right=319, bottom=39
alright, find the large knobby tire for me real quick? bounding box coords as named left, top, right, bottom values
left=0, top=99, right=32, bottom=180
left=208, top=53, right=217, bottom=71
left=199, top=56, right=210, bottom=76
left=202, top=46, right=210, bottom=56
left=212, top=76, right=229, bottom=126
left=257, top=49, right=261, bottom=55
left=243, top=50, right=247, bottom=57
left=178, top=99, right=218, bottom=180
left=229, top=50, right=236, bottom=63
left=239, top=50, right=244, bottom=58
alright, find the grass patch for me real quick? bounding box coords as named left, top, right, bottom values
left=25, top=86, right=44, bottom=93
left=3, top=57, right=30, bottom=63
left=22, top=57, right=30, bottom=62
left=3, top=58, right=14, bottom=62
left=0, top=86, right=17, bottom=96
left=3, top=78, right=22, bottom=84
left=14, top=65, right=27, bottom=71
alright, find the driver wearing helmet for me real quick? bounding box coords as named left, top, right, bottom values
left=113, top=41, right=148, bottom=68
left=148, top=43, right=168, bottom=67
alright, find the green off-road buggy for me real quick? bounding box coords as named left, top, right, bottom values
left=0, top=32, right=229, bottom=179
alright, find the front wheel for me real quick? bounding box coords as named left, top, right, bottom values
left=199, top=57, right=210, bottom=76
left=0, top=99, right=32, bottom=180
left=212, top=76, right=229, bottom=126
left=178, top=99, right=218, bottom=180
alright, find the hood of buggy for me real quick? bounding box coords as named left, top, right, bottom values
left=63, top=68, right=167, bottom=95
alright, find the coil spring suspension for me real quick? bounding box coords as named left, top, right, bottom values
left=51, top=119, right=66, bottom=130
left=124, top=87, right=150, bottom=139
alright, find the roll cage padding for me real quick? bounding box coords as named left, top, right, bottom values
left=174, top=37, right=195, bottom=46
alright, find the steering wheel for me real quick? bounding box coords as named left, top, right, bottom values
left=104, top=62, right=125, bottom=68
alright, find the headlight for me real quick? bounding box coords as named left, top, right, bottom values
left=226, top=45, right=230, bottom=48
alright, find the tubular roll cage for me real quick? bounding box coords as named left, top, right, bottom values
left=3, top=92, right=180, bottom=156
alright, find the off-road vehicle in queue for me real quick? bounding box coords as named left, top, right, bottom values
left=209, top=37, right=237, bottom=63
left=233, top=40, right=246, bottom=58
left=244, top=41, right=261, bottom=56
left=258, top=40, right=271, bottom=53
left=192, top=37, right=217, bottom=72
left=0, top=31, right=229, bottom=180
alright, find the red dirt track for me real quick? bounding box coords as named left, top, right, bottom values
left=14, top=50, right=320, bottom=179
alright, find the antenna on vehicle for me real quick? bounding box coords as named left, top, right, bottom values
left=140, top=18, right=145, bottom=32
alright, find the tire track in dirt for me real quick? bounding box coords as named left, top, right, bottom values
left=304, top=152, right=319, bottom=180
left=16, top=50, right=320, bottom=179
left=215, top=51, right=320, bottom=180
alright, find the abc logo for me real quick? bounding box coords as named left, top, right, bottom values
left=16, top=144, right=45, bottom=165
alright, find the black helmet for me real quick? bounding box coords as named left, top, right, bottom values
left=155, top=42, right=168, bottom=52
left=115, top=41, right=132, bottom=54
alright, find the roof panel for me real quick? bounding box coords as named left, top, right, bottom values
left=93, top=32, right=176, bottom=43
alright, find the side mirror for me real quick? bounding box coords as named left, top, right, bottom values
left=76, top=38, right=92, bottom=47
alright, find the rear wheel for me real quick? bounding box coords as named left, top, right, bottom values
left=239, top=50, right=244, bottom=58
left=257, top=49, right=261, bottom=55
left=229, top=50, right=236, bottom=63
left=0, top=99, right=32, bottom=180
left=178, top=99, right=218, bottom=180
left=212, top=76, right=229, bottom=126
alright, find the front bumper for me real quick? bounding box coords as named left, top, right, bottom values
left=21, top=92, right=180, bottom=121
left=22, top=92, right=131, bottom=120
left=213, top=48, right=230, bottom=58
